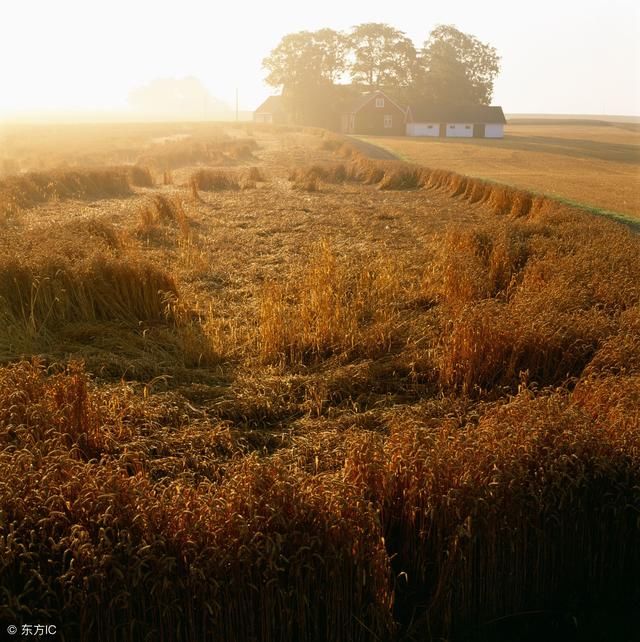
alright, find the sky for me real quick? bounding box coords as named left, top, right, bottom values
left=1, top=0, right=639, bottom=118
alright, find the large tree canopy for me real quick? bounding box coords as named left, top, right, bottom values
left=349, top=23, right=417, bottom=89
left=262, top=29, right=350, bottom=127
left=261, top=23, right=501, bottom=126
left=313, top=28, right=350, bottom=84
left=421, top=25, right=501, bottom=105
left=263, top=29, right=348, bottom=90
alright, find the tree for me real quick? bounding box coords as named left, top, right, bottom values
left=349, top=23, right=417, bottom=89
left=313, top=28, right=350, bottom=83
left=420, top=25, right=500, bottom=105
left=128, top=77, right=228, bottom=119
left=263, top=29, right=348, bottom=90
left=262, top=29, right=349, bottom=126
left=260, top=23, right=502, bottom=127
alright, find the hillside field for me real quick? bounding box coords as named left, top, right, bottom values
left=0, top=122, right=639, bottom=642
left=358, top=119, right=640, bottom=220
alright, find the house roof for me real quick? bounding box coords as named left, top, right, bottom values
left=255, top=95, right=285, bottom=114
left=344, top=90, right=407, bottom=115
left=409, top=104, right=506, bottom=124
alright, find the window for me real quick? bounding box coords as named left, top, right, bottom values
left=449, top=125, right=455, bottom=129
left=384, top=115, right=393, bottom=128
left=376, top=97, right=385, bottom=108
left=465, top=125, right=471, bottom=130
left=427, top=125, right=433, bottom=129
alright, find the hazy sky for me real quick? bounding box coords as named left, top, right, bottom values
left=1, top=0, right=639, bottom=117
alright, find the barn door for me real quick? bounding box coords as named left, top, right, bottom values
left=439, top=123, right=447, bottom=137
left=473, top=123, right=485, bottom=138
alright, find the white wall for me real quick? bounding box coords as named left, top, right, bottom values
left=254, top=113, right=272, bottom=123
left=407, top=122, right=439, bottom=137
left=484, top=124, right=504, bottom=138
left=445, top=123, right=473, bottom=138
left=406, top=121, right=504, bottom=138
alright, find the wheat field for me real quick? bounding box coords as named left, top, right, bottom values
left=357, top=120, right=640, bottom=219
left=0, top=123, right=639, bottom=642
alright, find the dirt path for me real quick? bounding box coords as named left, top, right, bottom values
left=346, top=137, right=400, bottom=160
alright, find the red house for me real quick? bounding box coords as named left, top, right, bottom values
left=340, top=90, right=407, bottom=136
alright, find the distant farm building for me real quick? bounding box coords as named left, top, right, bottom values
left=406, top=105, right=506, bottom=138
left=253, top=96, right=288, bottom=124
left=253, top=90, right=506, bottom=138
left=340, top=90, right=407, bottom=136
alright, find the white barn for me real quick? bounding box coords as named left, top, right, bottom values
left=406, top=105, right=507, bottom=139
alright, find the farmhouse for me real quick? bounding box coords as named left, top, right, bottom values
left=340, top=90, right=407, bottom=136
left=406, top=104, right=506, bottom=138
left=253, top=91, right=506, bottom=139
left=253, top=96, right=289, bottom=124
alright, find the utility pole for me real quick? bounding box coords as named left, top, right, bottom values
left=235, top=88, right=239, bottom=122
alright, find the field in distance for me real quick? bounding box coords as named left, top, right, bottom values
left=357, top=116, right=640, bottom=219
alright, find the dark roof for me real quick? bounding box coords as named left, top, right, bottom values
left=255, top=95, right=285, bottom=114
left=344, top=90, right=407, bottom=115
left=409, top=104, right=506, bottom=124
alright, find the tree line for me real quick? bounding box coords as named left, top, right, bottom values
left=262, top=23, right=501, bottom=127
